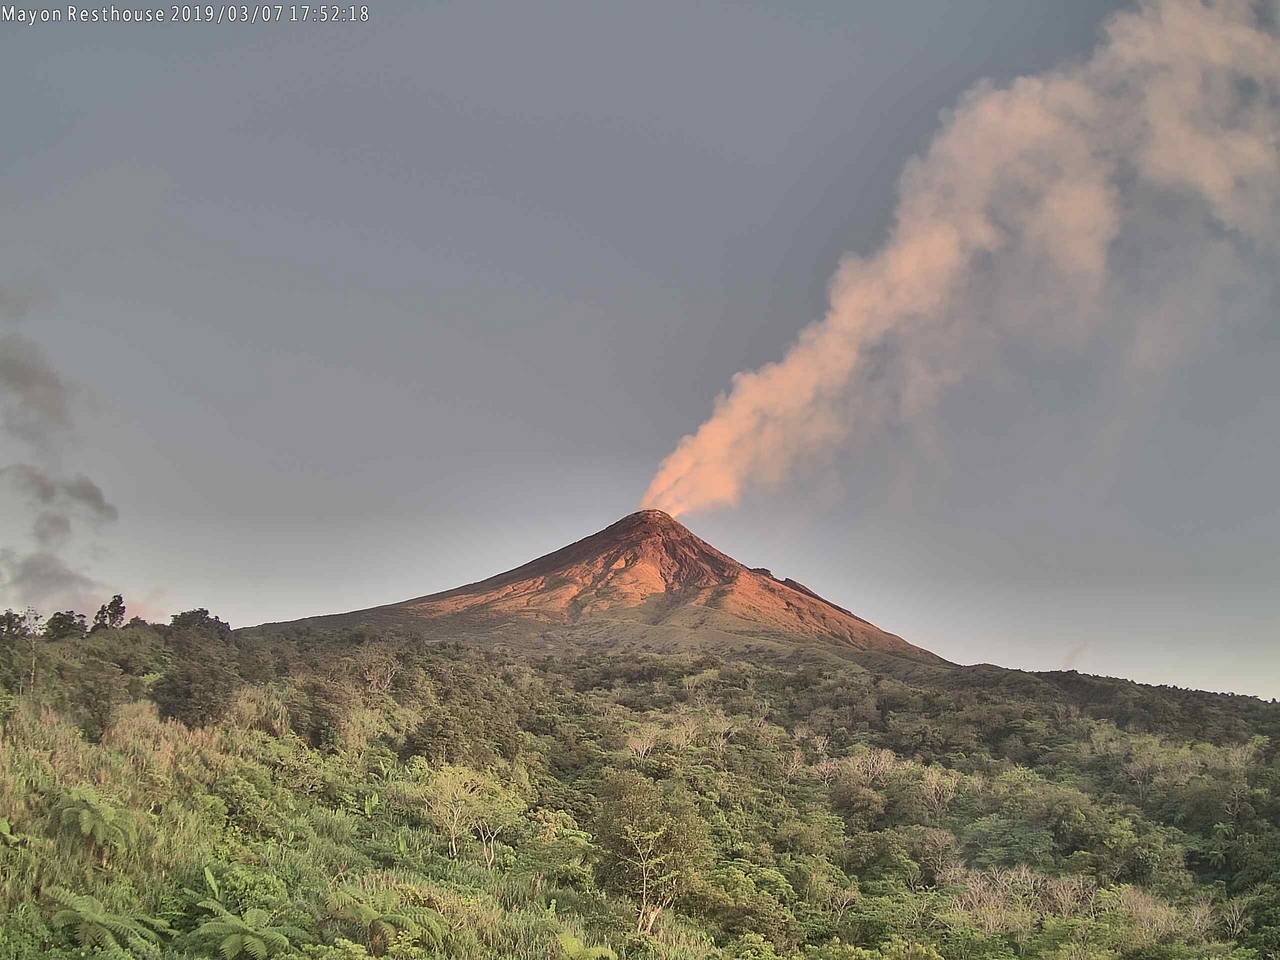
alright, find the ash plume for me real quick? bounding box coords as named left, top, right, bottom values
left=0, top=331, right=72, bottom=448
left=0, top=549, right=98, bottom=611
left=0, top=292, right=118, bottom=612
left=1, top=464, right=118, bottom=524
left=31, top=512, right=72, bottom=548
left=643, top=0, right=1280, bottom=517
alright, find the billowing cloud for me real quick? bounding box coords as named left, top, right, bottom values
left=643, top=0, right=1279, bottom=517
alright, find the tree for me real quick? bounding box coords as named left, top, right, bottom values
left=1, top=607, right=41, bottom=691
left=47, top=887, right=171, bottom=956
left=594, top=770, right=711, bottom=933
left=419, top=763, right=483, bottom=858
left=325, top=888, right=444, bottom=956
left=472, top=776, right=526, bottom=869
left=152, top=657, right=240, bottom=727
left=92, top=594, right=126, bottom=632
left=517, top=808, right=598, bottom=891
left=918, top=767, right=959, bottom=821
left=192, top=904, right=309, bottom=959
left=0, top=607, right=39, bottom=642
left=702, top=862, right=795, bottom=942
left=74, top=655, right=131, bottom=737
left=44, top=610, right=86, bottom=641
left=878, top=939, right=944, bottom=960
left=170, top=607, right=232, bottom=639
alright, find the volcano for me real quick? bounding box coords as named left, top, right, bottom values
left=259, top=510, right=944, bottom=663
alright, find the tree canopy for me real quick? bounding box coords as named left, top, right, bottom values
left=1, top=602, right=1277, bottom=959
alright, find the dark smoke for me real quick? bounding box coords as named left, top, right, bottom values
left=0, top=549, right=98, bottom=611
left=31, top=512, right=72, bottom=548
left=0, top=289, right=119, bottom=612
left=0, top=332, right=73, bottom=448
left=1, top=464, right=119, bottom=523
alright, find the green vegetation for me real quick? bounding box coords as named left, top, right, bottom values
left=2, top=601, right=1279, bottom=959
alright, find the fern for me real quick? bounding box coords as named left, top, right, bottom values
left=46, top=886, right=170, bottom=956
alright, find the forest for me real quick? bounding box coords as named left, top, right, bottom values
left=1, top=600, right=1279, bottom=959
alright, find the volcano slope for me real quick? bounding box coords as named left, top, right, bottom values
left=254, top=509, right=946, bottom=670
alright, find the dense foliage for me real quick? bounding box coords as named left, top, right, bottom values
left=2, top=602, right=1279, bottom=959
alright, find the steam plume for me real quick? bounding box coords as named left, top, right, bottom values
left=643, top=0, right=1279, bottom=517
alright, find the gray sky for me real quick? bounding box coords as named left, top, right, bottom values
left=3, top=1, right=1278, bottom=699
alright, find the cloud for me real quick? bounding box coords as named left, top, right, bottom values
left=643, top=0, right=1280, bottom=517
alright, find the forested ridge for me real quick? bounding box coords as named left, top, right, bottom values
left=2, top=602, right=1279, bottom=960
